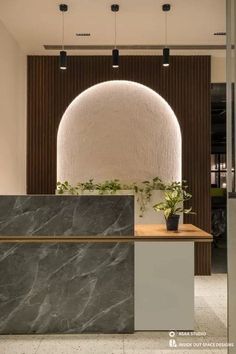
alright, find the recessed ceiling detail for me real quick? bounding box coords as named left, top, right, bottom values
left=76, top=33, right=91, bottom=36
left=0, top=0, right=226, bottom=55
left=214, top=32, right=226, bottom=36
left=44, top=44, right=227, bottom=51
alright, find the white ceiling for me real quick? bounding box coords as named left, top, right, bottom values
left=0, top=0, right=226, bottom=55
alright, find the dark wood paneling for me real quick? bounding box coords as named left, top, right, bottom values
left=195, top=243, right=212, bottom=275
left=27, top=55, right=211, bottom=274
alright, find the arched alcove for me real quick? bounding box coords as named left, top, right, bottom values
left=57, top=80, right=181, bottom=184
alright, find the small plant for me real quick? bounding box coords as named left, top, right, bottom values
left=135, top=177, right=163, bottom=217
left=56, top=181, right=77, bottom=195
left=79, top=179, right=95, bottom=192
left=56, top=177, right=188, bottom=219
left=153, top=180, right=195, bottom=231
left=95, top=179, right=122, bottom=194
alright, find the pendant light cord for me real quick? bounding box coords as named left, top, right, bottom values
left=165, top=11, right=167, bottom=48
left=62, top=11, right=65, bottom=50
left=114, top=11, right=117, bottom=49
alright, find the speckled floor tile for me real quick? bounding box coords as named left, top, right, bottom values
left=36, top=334, right=124, bottom=354
left=0, top=335, right=43, bottom=354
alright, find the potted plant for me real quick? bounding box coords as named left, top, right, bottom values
left=153, top=181, right=195, bottom=231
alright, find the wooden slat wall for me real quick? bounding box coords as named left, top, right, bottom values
left=27, top=55, right=211, bottom=275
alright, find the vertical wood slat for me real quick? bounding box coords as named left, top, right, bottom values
left=27, top=55, right=211, bottom=275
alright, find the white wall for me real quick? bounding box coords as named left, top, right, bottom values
left=0, top=19, right=26, bottom=194
left=211, top=56, right=226, bottom=83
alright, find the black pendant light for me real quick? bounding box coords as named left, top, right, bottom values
left=162, top=4, right=171, bottom=67
left=163, top=47, right=170, bottom=66
left=59, top=4, right=68, bottom=70
left=60, top=50, right=67, bottom=69
left=112, top=48, right=119, bottom=67
left=111, top=4, right=119, bottom=68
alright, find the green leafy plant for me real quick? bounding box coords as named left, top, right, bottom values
left=95, top=179, right=122, bottom=194
left=56, top=177, right=190, bottom=218
left=56, top=181, right=77, bottom=195
left=134, top=177, right=163, bottom=217
left=79, top=179, right=95, bottom=192
left=57, top=179, right=123, bottom=195
left=153, top=180, right=195, bottom=219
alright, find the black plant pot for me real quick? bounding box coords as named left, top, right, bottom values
left=166, top=214, right=180, bottom=231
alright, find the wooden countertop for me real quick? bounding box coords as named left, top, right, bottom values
left=0, top=224, right=212, bottom=243
left=135, top=224, right=212, bottom=241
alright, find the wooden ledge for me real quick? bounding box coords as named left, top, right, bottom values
left=0, top=224, right=212, bottom=244
left=135, top=224, right=212, bottom=240
left=0, top=237, right=211, bottom=243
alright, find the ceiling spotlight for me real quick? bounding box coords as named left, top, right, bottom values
left=111, top=4, right=119, bottom=68
left=59, top=4, right=68, bottom=70
left=162, top=3, right=171, bottom=67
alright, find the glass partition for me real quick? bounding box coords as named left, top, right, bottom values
left=226, top=0, right=236, bottom=351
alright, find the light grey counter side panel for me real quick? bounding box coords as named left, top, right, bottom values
left=135, top=241, right=194, bottom=330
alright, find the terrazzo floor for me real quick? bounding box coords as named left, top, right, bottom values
left=0, top=274, right=228, bottom=354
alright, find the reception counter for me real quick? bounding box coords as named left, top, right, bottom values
left=0, top=196, right=212, bottom=334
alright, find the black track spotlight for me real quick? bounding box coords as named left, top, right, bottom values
left=60, top=50, right=67, bottom=70
left=112, top=48, right=119, bottom=68
left=163, top=47, right=170, bottom=67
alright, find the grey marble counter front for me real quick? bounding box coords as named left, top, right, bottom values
left=0, top=242, right=134, bottom=334
left=0, top=195, right=134, bottom=236
left=0, top=195, right=134, bottom=334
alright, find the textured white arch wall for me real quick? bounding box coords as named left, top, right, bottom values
left=57, top=80, right=181, bottom=184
